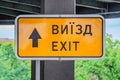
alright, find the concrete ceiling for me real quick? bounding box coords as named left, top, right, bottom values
left=0, top=0, right=41, bottom=19
left=0, top=0, right=120, bottom=20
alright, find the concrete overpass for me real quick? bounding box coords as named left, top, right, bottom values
left=0, top=0, right=120, bottom=20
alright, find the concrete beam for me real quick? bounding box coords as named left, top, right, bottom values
left=76, top=0, right=107, bottom=10
left=76, top=6, right=101, bottom=14
left=108, top=3, right=120, bottom=12
left=1, top=0, right=40, bottom=8
left=0, top=7, right=18, bottom=17
left=0, top=1, right=40, bottom=14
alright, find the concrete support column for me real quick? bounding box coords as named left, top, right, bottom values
left=42, top=0, right=75, bottom=80
left=32, top=0, right=76, bottom=80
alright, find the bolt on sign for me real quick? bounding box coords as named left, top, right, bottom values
left=15, top=15, right=105, bottom=60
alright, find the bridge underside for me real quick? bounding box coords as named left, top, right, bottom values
left=0, top=0, right=120, bottom=20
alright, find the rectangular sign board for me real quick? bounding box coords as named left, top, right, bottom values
left=15, top=15, right=105, bottom=60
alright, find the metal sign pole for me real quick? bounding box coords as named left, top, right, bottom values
left=36, top=60, right=40, bottom=80
left=31, top=61, right=44, bottom=80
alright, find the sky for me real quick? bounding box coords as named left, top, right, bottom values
left=0, top=18, right=120, bottom=40
left=106, top=18, right=120, bottom=41
left=0, top=25, right=14, bottom=39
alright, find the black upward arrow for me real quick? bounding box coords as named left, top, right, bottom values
left=29, top=28, right=42, bottom=47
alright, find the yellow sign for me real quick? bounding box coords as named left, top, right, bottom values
left=15, top=15, right=105, bottom=60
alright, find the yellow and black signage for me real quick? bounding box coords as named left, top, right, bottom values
left=15, top=15, right=105, bottom=60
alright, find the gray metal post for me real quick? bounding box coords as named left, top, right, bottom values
left=33, top=0, right=76, bottom=80
left=36, top=60, right=40, bottom=80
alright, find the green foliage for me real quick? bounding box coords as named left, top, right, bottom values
left=75, top=37, right=120, bottom=80
left=0, top=43, right=31, bottom=80
left=0, top=36, right=119, bottom=80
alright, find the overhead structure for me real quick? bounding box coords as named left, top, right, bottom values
left=76, top=0, right=120, bottom=18
left=0, top=0, right=41, bottom=19
left=0, top=0, right=120, bottom=19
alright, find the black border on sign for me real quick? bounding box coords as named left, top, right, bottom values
left=16, top=15, right=104, bottom=59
